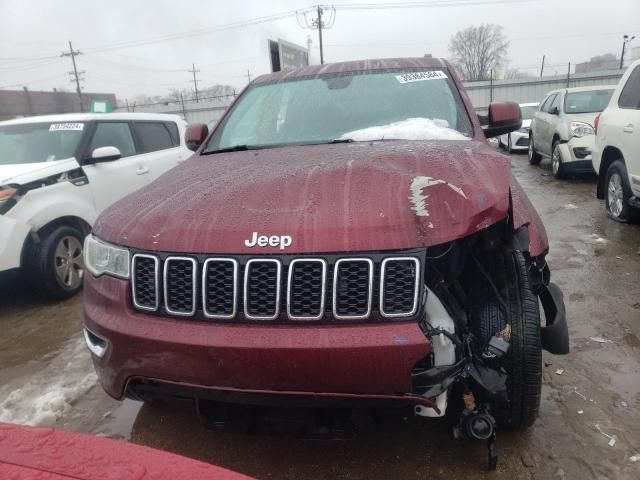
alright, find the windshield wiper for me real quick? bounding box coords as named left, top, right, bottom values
left=201, top=144, right=256, bottom=155
left=326, top=138, right=354, bottom=144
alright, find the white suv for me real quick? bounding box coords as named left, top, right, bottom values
left=528, top=86, right=615, bottom=178
left=592, top=59, right=640, bottom=222
left=0, top=113, right=190, bottom=298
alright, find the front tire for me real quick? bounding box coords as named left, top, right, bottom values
left=29, top=225, right=86, bottom=300
left=605, top=160, right=640, bottom=223
left=528, top=136, right=541, bottom=165
left=470, top=251, right=542, bottom=430
left=551, top=141, right=566, bottom=179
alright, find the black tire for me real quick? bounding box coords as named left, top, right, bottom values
left=497, top=136, right=504, bottom=149
left=551, top=140, right=566, bottom=179
left=28, top=225, right=86, bottom=300
left=470, top=251, right=542, bottom=430
left=528, top=135, right=541, bottom=165
left=605, top=160, right=640, bottom=223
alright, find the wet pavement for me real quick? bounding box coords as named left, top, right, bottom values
left=1, top=150, right=639, bottom=479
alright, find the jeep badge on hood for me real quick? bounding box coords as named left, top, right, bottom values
left=244, top=232, right=293, bottom=250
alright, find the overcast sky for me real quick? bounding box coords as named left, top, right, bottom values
left=1, top=0, right=639, bottom=101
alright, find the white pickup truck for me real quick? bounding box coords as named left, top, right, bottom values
left=0, top=113, right=190, bottom=298
left=592, top=59, right=640, bottom=223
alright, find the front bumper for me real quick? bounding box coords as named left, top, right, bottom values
left=510, top=131, right=529, bottom=150
left=84, top=275, right=434, bottom=406
left=558, top=136, right=597, bottom=172
left=0, top=215, right=30, bottom=272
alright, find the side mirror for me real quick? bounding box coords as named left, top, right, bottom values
left=185, top=123, right=209, bottom=152
left=549, top=106, right=560, bottom=115
left=90, top=146, right=122, bottom=163
left=483, top=102, right=522, bottom=138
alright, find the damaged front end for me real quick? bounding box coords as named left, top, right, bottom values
left=408, top=220, right=568, bottom=469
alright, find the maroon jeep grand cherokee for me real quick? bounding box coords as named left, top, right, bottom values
left=83, top=58, right=568, bottom=467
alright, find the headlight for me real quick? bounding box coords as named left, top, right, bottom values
left=84, top=234, right=130, bottom=279
left=0, top=186, right=19, bottom=213
left=570, top=122, right=594, bottom=138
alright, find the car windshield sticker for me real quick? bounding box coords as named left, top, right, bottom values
left=49, top=123, right=84, bottom=131
left=396, top=71, right=448, bottom=84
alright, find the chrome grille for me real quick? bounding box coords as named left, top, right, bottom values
left=287, top=259, right=326, bottom=320
left=380, top=257, right=420, bottom=316
left=333, top=258, right=373, bottom=320
left=164, top=257, right=197, bottom=316
left=244, top=259, right=281, bottom=320
left=131, top=253, right=421, bottom=322
left=131, top=254, right=158, bottom=311
left=202, top=259, right=237, bottom=319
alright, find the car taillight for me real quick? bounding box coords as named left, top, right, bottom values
left=594, top=113, right=601, bottom=134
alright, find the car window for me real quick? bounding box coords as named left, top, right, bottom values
left=540, top=94, right=556, bottom=113
left=0, top=122, right=85, bottom=165
left=619, top=65, right=640, bottom=109
left=549, top=94, right=561, bottom=113
left=564, top=89, right=614, bottom=114
left=134, top=122, right=176, bottom=153
left=165, top=122, right=180, bottom=146
left=209, top=68, right=473, bottom=150
left=519, top=105, right=538, bottom=120
left=89, top=122, right=136, bottom=157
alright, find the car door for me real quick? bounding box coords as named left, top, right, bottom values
left=131, top=120, right=189, bottom=182
left=616, top=65, right=640, bottom=193
left=82, top=121, right=150, bottom=213
left=533, top=94, right=555, bottom=154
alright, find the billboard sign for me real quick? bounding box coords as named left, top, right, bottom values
left=268, top=39, right=309, bottom=72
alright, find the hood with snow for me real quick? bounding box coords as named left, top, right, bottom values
left=94, top=140, right=514, bottom=255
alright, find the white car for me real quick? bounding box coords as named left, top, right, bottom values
left=528, top=86, right=615, bottom=178
left=0, top=112, right=190, bottom=298
left=592, top=59, right=640, bottom=222
left=497, top=102, right=538, bottom=152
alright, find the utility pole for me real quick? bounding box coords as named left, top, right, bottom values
left=246, top=70, right=252, bottom=83
left=620, top=34, right=636, bottom=69
left=489, top=69, right=493, bottom=103
left=566, top=62, right=571, bottom=88
left=188, top=63, right=200, bottom=103
left=317, top=5, right=324, bottom=64
left=540, top=55, right=545, bottom=78
left=61, top=41, right=84, bottom=112
left=179, top=93, right=187, bottom=119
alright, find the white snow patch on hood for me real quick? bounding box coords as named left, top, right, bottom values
left=341, top=117, right=471, bottom=142
left=0, top=336, right=97, bottom=426
left=408, top=175, right=468, bottom=217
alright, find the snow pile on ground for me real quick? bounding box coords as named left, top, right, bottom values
left=340, top=117, right=470, bottom=142
left=0, top=336, right=97, bottom=426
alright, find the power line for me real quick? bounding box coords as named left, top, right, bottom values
left=332, top=0, right=538, bottom=9
left=60, top=41, right=84, bottom=112
left=298, top=5, right=336, bottom=64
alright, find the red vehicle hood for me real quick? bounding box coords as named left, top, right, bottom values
left=94, top=141, right=512, bottom=254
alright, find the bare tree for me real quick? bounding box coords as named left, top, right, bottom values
left=448, top=24, right=509, bottom=81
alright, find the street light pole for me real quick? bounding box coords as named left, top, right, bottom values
left=620, top=34, right=636, bottom=69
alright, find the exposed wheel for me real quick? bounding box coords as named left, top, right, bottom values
left=528, top=136, right=541, bottom=165
left=469, top=251, right=542, bottom=430
left=551, top=141, right=566, bottom=179
left=507, top=134, right=513, bottom=153
left=29, top=225, right=86, bottom=300
left=605, top=160, right=640, bottom=223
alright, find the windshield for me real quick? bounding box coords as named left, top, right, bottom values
left=0, top=122, right=85, bottom=165
left=206, top=68, right=473, bottom=152
left=564, top=90, right=613, bottom=114
left=520, top=105, right=537, bottom=120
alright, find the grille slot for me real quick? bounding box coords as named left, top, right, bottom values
left=244, top=259, right=281, bottom=320
left=163, top=257, right=197, bottom=316
left=131, top=254, right=159, bottom=311
left=333, top=258, right=373, bottom=320
left=380, top=257, right=420, bottom=317
left=202, top=259, right=238, bottom=319
left=287, top=259, right=326, bottom=320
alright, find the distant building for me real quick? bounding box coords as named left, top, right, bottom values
left=0, top=88, right=117, bottom=121
left=575, top=53, right=620, bottom=74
